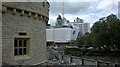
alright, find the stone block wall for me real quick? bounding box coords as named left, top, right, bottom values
left=48, top=49, right=120, bottom=66
left=2, top=2, right=49, bottom=65
left=0, top=1, right=2, bottom=66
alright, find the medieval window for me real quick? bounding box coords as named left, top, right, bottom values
left=14, top=38, right=29, bottom=56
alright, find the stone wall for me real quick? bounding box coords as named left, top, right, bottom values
left=0, top=1, right=2, bottom=66
left=71, top=56, right=82, bottom=65
left=48, top=49, right=120, bottom=67
left=2, top=2, right=49, bottom=65
left=3, top=2, right=49, bottom=17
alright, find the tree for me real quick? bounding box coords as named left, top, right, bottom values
left=74, top=14, right=120, bottom=51
left=91, top=14, right=120, bottom=51
left=75, top=32, right=91, bottom=47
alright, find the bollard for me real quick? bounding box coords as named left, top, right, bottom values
left=113, top=63, right=116, bottom=67
left=68, top=55, right=71, bottom=63
left=81, top=58, right=83, bottom=65
left=95, top=60, right=98, bottom=67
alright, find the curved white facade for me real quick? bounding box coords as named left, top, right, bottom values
left=46, top=26, right=79, bottom=43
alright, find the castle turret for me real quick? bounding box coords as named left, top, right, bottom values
left=2, top=1, right=49, bottom=65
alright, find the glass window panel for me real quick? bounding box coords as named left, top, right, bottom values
left=19, top=40, right=22, bottom=47
left=19, top=48, right=22, bottom=55
left=23, top=48, right=26, bottom=55
left=14, top=40, right=18, bottom=47
left=23, top=40, right=26, bottom=47
left=14, top=49, right=18, bottom=56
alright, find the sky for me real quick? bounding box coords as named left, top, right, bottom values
left=47, top=0, right=120, bottom=27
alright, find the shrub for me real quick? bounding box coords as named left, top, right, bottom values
left=64, top=48, right=82, bottom=55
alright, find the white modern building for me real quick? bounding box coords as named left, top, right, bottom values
left=46, top=26, right=79, bottom=43
left=46, top=16, right=90, bottom=44
left=69, top=17, right=90, bottom=35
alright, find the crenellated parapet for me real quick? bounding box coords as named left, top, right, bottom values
left=2, top=2, right=49, bottom=24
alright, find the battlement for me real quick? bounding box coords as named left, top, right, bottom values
left=2, top=2, right=49, bottom=23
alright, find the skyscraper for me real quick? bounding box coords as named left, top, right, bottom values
left=56, top=15, right=62, bottom=26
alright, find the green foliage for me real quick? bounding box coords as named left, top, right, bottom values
left=64, top=48, right=82, bottom=55
left=75, top=32, right=91, bottom=47
left=64, top=48, right=91, bottom=56
left=64, top=48, right=120, bottom=57
left=46, top=42, right=54, bottom=46
left=74, top=14, right=120, bottom=51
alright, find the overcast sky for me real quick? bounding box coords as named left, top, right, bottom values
left=48, top=0, right=119, bottom=27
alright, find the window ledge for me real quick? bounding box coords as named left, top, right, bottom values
left=14, top=55, right=30, bottom=60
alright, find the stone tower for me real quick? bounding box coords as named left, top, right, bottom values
left=2, top=1, right=49, bottom=65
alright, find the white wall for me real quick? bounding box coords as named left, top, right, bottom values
left=46, top=29, right=54, bottom=42
left=46, top=27, right=79, bottom=43
left=69, top=22, right=90, bottom=35
left=54, top=28, right=72, bottom=42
